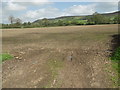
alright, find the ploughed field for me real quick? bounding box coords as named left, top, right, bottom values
left=2, top=25, right=118, bottom=88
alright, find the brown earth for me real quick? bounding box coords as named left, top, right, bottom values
left=2, top=24, right=118, bottom=88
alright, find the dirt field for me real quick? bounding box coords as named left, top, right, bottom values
left=2, top=24, right=118, bottom=88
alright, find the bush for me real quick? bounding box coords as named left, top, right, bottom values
left=86, top=21, right=95, bottom=25
left=111, top=47, right=120, bottom=61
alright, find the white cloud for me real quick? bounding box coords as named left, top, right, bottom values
left=2, top=0, right=52, bottom=12
left=3, top=0, right=50, bottom=3
left=29, top=0, right=51, bottom=5
left=21, top=4, right=96, bottom=22
left=13, top=1, right=53, bottom=6
left=63, top=4, right=95, bottom=16
left=5, top=2, right=27, bottom=11
left=94, top=2, right=118, bottom=13
left=3, top=1, right=53, bottom=11
left=22, top=7, right=62, bottom=22
left=1, top=1, right=54, bottom=23
left=25, top=7, right=61, bottom=18
left=2, top=0, right=119, bottom=2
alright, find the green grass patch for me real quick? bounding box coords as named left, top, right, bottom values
left=110, top=46, right=120, bottom=87
left=111, top=61, right=119, bottom=87
left=0, top=53, right=13, bottom=62
left=111, top=47, right=120, bottom=61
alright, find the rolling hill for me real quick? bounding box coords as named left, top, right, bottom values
left=33, top=11, right=119, bottom=24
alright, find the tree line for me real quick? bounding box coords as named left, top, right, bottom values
left=1, top=12, right=120, bottom=29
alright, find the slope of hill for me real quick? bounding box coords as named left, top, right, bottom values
left=101, top=11, right=119, bottom=17
left=33, top=11, right=119, bottom=24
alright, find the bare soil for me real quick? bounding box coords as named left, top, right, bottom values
left=2, top=25, right=118, bottom=88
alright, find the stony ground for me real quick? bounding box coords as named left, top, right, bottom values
left=2, top=24, right=118, bottom=88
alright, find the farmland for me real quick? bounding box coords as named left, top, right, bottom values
left=2, top=24, right=118, bottom=88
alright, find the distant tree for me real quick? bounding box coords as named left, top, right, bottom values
left=42, top=18, right=49, bottom=26
left=8, top=15, right=15, bottom=24
left=92, top=13, right=103, bottom=24
left=87, top=12, right=109, bottom=24
left=93, top=12, right=99, bottom=15
left=71, top=20, right=77, bottom=25
left=28, top=22, right=31, bottom=25
left=15, top=18, right=22, bottom=25
left=113, top=15, right=120, bottom=24
left=23, top=22, right=27, bottom=26
left=57, top=20, right=64, bottom=26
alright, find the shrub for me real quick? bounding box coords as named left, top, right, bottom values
left=111, top=47, right=120, bottom=61
left=86, top=21, right=95, bottom=25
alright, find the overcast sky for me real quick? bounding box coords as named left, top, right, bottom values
left=1, top=0, right=119, bottom=24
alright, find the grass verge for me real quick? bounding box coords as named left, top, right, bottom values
left=111, top=47, right=120, bottom=61
left=0, top=53, right=13, bottom=62
left=110, top=47, right=120, bottom=87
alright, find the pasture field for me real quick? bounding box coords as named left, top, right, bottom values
left=2, top=24, right=118, bottom=88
